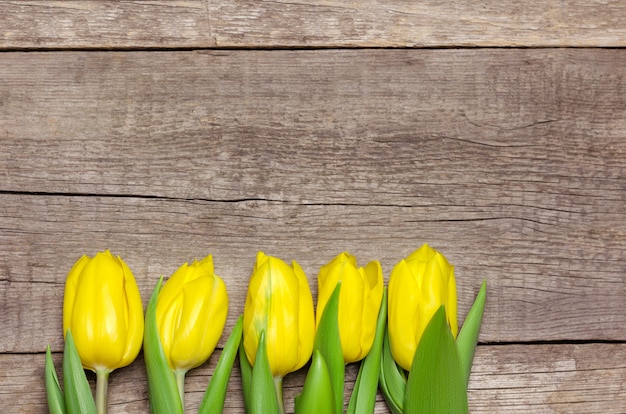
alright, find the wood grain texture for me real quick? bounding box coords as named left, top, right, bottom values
left=0, top=1, right=215, bottom=49
left=1, top=49, right=625, bottom=201
left=0, top=189, right=624, bottom=352
left=1, top=49, right=625, bottom=352
left=210, top=0, right=626, bottom=48
left=1, top=3, right=625, bottom=410
left=3, top=344, right=625, bottom=413
left=1, top=1, right=625, bottom=49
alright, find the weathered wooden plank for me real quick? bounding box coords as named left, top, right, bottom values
left=0, top=1, right=215, bottom=49
left=1, top=49, right=624, bottom=202
left=1, top=193, right=625, bottom=353
left=3, top=344, right=625, bottom=413
left=210, top=0, right=626, bottom=48
left=467, top=343, right=626, bottom=413
left=1, top=1, right=625, bottom=49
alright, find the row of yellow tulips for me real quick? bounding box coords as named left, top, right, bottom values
left=49, top=244, right=485, bottom=414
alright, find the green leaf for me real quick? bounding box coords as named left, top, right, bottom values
left=249, top=331, right=281, bottom=414
left=457, top=280, right=487, bottom=386
left=45, top=345, right=66, bottom=414
left=198, top=315, right=243, bottom=414
left=62, top=330, right=96, bottom=414
left=144, top=277, right=184, bottom=414
left=378, top=325, right=406, bottom=414
left=404, top=306, right=468, bottom=414
left=238, top=338, right=253, bottom=412
left=314, top=283, right=345, bottom=414
left=347, top=288, right=387, bottom=414
left=294, top=350, right=336, bottom=414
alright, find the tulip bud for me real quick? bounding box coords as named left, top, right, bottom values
left=243, top=251, right=315, bottom=378
left=387, top=244, right=458, bottom=371
left=156, top=255, right=228, bottom=373
left=63, top=250, right=144, bottom=373
left=316, top=252, right=383, bottom=364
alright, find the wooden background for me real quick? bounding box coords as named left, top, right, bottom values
left=1, top=1, right=625, bottom=412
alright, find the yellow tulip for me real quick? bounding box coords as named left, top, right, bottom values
left=243, top=251, right=315, bottom=378
left=316, top=252, right=383, bottom=364
left=156, top=255, right=228, bottom=373
left=387, top=244, right=458, bottom=371
left=63, top=250, right=144, bottom=373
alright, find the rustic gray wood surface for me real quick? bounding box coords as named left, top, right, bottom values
left=1, top=1, right=626, bottom=48
left=1, top=1, right=625, bottom=413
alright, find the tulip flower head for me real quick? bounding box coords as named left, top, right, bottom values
left=387, top=244, right=458, bottom=371
left=63, top=250, right=144, bottom=373
left=316, top=252, right=384, bottom=364
left=156, top=255, right=228, bottom=373
left=243, top=251, right=315, bottom=379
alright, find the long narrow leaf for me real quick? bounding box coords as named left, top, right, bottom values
left=238, top=338, right=253, bottom=412
left=347, top=288, right=387, bottom=414
left=404, top=306, right=468, bottom=414
left=144, top=277, right=183, bottom=414
left=45, top=345, right=66, bottom=414
left=378, top=328, right=406, bottom=414
left=198, top=315, right=243, bottom=414
left=314, top=283, right=344, bottom=414
left=294, top=350, right=336, bottom=414
left=249, top=331, right=280, bottom=414
left=62, top=330, right=96, bottom=414
left=456, top=280, right=487, bottom=386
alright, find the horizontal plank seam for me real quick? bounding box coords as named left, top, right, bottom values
left=1, top=45, right=626, bottom=53
left=481, top=339, right=626, bottom=346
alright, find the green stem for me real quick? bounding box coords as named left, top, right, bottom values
left=96, top=370, right=110, bottom=414
left=274, top=376, right=285, bottom=414
left=175, top=370, right=186, bottom=412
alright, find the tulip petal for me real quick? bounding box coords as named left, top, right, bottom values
left=337, top=264, right=365, bottom=363
left=63, top=256, right=89, bottom=340
left=62, top=330, right=96, bottom=414
left=264, top=259, right=301, bottom=376
left=347, top=288, right=387, bottom=414
left=404, top=306, right=468, bottom=414
left=358, top=260, right=384, bottom=360
left=387, top=258, right=420, bottom=372
left=314, top=283, right=344, bottom=414
left=45, top=345, right=66, bottom=414
left=294, top=350, right=336, bottom=414
left=144, top=277, right=184, bottom=414
left=292, top=260, right=316, bottom=373
left=118, top=255, right=145, bottom=366
left=457, top=280, right=487, bottom=386
left=199, top=315, right=243, bottom=414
